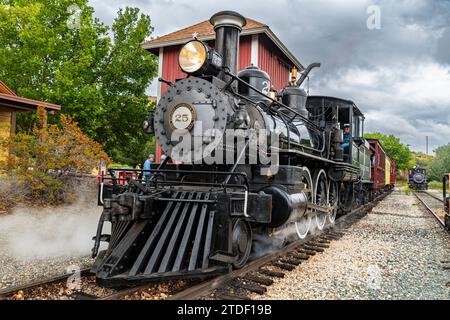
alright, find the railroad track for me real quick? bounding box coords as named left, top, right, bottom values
left=104, top=190, right=392, bottom=300
left=422, top=191, right=444, bottom=203
left=0, top=190, right=392, bottom=300
left=414, top=191, right=450, bottom=289
left=414, top=191, right=447, bottom=231
left=0, top=267, right=194, bottom=300
left=0, top=268, right=93, bottom=300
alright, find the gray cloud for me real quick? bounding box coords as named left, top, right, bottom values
left=89, top=0, right=450, bottom=154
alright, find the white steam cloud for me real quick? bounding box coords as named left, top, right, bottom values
left=0, top=197, right=108, bottom=260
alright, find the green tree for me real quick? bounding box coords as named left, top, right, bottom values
left=364, top=133, right=414, bottom=171
left=0, top=1, right=157, bottom=165
left=427, top=144, right=450, bottom=181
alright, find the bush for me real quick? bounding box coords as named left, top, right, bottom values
left=0, top=109, right=110, bottom=205
left=427, top=180, right=442, bottom=190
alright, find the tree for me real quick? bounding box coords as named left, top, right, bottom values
left=411, top=151, right=434, bottom=168
left=364, top=133, right=414, bottom=171
left=1, top=108, right=111, bottom=203
left=0, top=1, right=157, bottom=165
left=427, top=144, right=450, bottom=181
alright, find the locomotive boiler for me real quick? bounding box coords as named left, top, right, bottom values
left=91, top=11, right=375, bottom=287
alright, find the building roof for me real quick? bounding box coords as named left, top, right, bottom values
left=0, top=80, right=17, bottom=96
left=142, top=18, right=304, bottom=70
left=0, top=93, right=61, bottom=111
left=0, top=80, right=61, bottom=111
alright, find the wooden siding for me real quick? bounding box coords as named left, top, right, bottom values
left=258, top=34, right=291, bottom=90
left=0, top=106, right=12, bottom=161
left=238, top=35, right=252, bottom=71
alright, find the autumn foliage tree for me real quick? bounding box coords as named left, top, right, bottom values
left=1, top=109, right=110, bottom=203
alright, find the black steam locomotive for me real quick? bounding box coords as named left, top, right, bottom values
left=408, top=166, right=428, bottom=190
left=91, top=11, right=376, bottom=287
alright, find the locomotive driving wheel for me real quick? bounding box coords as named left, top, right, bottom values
left=231, top=218, right=252, bottom=269
left=295, top=167, right=313, bottom=239
left=328, top=180, right=339, bottom=223
left=314, top=169, right=329, bottom=230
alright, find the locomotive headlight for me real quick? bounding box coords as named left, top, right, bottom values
left=179, top=40, right=223, bottom=76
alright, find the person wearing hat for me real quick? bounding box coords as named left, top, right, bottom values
left=341, top=124, right=351, bottom=154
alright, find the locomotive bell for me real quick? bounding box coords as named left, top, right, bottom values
left=238, top=65, right=272, bottom=104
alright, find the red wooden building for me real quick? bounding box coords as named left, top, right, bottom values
left=142, top=17, right=304, bottom=162
left=0, top=80, right=61, bottom=162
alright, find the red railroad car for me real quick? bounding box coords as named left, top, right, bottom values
left=368, top=139, right=386, bottom=194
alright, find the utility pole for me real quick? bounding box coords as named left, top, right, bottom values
left=426, top=136, right=429, bottom=155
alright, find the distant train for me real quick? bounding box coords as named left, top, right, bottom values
left=408, top=167, right=428, bottom=190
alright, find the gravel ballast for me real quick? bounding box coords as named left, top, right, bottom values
left=254, top=191, right=450, bottom=300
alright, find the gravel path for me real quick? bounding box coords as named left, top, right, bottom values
left=254, top=191, right=450, bottom=300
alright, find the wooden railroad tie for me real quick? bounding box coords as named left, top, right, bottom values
left=303, top=245, right=325, bottom=252
left=243, top=274, right=274, bottom=286
left=257, top=269, right=285, bottom=278
left=323, top=235, right=341, bottom=241
left=288, top=253, right=310, bottom=260
left=236, top=282, right=267, bottom=295
left=297, top=248, right=316, bottom=256
left=307, top=241, right=330, bottom=249
left=280, top=258, right=302, bottom=266
left=217, top=294, right=250, bottom=300
left=315, top=238, right=331, bottom=244
left=271, top=261, right=295, bottom=271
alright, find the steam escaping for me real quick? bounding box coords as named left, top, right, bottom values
left=251, top=218, right=322, bottom=259
left=0, top=196, right=109, bottom=260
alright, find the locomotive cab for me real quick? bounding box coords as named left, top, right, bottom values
left=306, top=97, right=370, bottom=179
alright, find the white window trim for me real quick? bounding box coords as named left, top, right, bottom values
left=250, top=34, right=259, bottom=67
left=157, top=47, right=164, bottom=102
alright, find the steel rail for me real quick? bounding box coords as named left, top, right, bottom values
left=0, top=268, right=92, bottom=300
left=419, top=190, right=444, bottom=203
left=414, top=192, right=447, bottom=231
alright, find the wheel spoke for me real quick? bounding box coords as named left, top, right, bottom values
left=314, top=170, right=328, bottom=231
left=295, top=167, right=313, bottom=239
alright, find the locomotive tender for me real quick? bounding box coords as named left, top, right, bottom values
left=91, top=11, right=389, bottom=287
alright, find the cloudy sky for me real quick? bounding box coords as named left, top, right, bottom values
left=89, top=0, right=450, bottom=154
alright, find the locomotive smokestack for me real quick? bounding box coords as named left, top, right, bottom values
left=210, top=11, right=247, bottom=88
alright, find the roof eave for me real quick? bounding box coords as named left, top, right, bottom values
left=141, top=27, right=303, bottom=70
left=263, top=28, right=304, bottom=70
left=0, top=93, right=61, bottom=111
left=141, top=27, right=268, bottom=50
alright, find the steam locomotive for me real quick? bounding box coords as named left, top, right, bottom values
left=408, top=166, right=428, bottom=190
left=91, top=11, right=391, bottom=287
